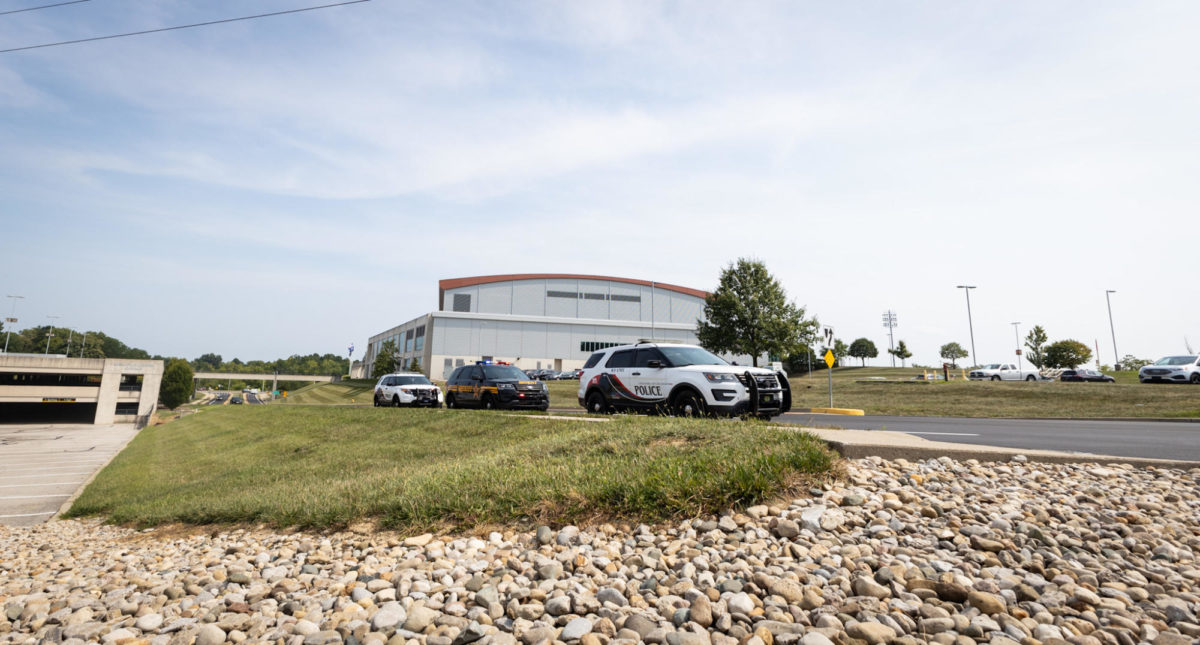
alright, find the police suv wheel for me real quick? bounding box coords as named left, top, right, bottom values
left=445, top=394, right=456, bottom=409
left=673, top=390, right=705, bottom=418
left=585, top=391, right=610, bottom=415
left=483, top=395, right=496, bottom=410
left=392, top=395, right=400, bottom=407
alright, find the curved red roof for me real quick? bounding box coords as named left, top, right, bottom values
left=439, top=274, right=709, bottom=303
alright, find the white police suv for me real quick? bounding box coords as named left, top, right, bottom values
left=577, top=342, right=790, bottom=419
left=373, top=372, right=443, bottom=408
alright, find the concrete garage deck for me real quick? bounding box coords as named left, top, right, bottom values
left=0, top=423, right=139, bottom=526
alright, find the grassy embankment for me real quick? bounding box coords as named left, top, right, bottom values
left=67, top=406, right=835, bottom=531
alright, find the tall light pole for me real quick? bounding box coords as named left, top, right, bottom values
left=3, top=295, right=24, bottom=353
left=957, top=286, right=977, bottom=367
left=1011, top=322, right=1022, bottom=372
left=882, top=310, right=898, bottom=367
left=1105, top=290, right=1119, bottom=369
left=44, top=315, right=60, bottom=354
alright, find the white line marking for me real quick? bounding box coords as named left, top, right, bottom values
left=0, top=472, right=92, bottom=479
left=0, top=483, right=77, bottom=488
left=906, top=432, right=980, bottom=436
left=0, top=511, right=57, bottom=518
left=0, top=494, right=71, bottom=499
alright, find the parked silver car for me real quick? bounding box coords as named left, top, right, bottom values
left=1139, top=355, right=1200, bottom=384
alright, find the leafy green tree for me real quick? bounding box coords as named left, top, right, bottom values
left=193, top=353, right=222, bottom=371
left=371, top=340, right=399, bottom=379
left=848, top=338, right=878, bottom=367
left=785, top=346, right=818, bottom=374
left=696, top=258, right=819, bottom=367
left=1044, top=340, right=1092, bottom=369
left=939, top=342, right=969, bottom=367
left=1119, top=354, right=1150, bottom=371
left=160, top=359, right=194, bottom=410
left=888, top=340, right=913, bottom=367
left=832, top=339, right=848, bottom=366
left=407, top=357, right=423, bottom=374
left=1024, top=325, right=1049, bottom=368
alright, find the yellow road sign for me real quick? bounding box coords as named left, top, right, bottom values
left=823, top=349, right=835, bottom=368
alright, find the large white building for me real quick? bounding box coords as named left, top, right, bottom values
left=362, top=274, right=712, bottom=380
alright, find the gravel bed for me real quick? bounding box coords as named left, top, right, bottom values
left=2, top=456, right=1199, bottom=645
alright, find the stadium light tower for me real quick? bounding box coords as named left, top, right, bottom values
left=882, top=310, right=898, bottom=367
left=956, top=286, right=977, bottom=368
left=3, top=295, right=24, bottom=353
left=1105, top=290, right=1119, bottom=368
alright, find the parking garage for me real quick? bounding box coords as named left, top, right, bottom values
left=0, top=354, right=163, bottom=424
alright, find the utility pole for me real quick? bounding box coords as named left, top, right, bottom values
left=44, top=315, right=60, bottom=354
left=882, top=310, right=898, bottom=367
left=3, top=295, right=24, bottom=353
left=956, top=286, right=977, bottom=367
left=1012, top=322, right=1022, bottom=372
left=1105, top=290, right=1119, bottom=369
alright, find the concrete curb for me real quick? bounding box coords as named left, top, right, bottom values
left=800, top=407, right=865, bottom=416
left=794, top=427, right=1200, bottom=470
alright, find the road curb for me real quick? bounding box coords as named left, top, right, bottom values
left=801, top=407, right=865, bottom=416
left=793, top=427, right=1200, bottom=470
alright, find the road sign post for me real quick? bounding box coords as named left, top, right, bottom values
left=824, top=349, right=835, bottom=407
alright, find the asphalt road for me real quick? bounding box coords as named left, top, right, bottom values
left=0, top=423, right=138, bottom=526
left=777, top=413, right=1200, bottom=462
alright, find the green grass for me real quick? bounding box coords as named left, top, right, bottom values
left=274, top=381, right=376, bottom=405
left=66, top=406, right=835, bottom=531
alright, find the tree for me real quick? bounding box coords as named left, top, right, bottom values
left=848, top=338, right=878, bottom=366
left=832, top=339, right=849, bottom=366
left=1024, top=325, right=1049, bottom=368
left=939, top=342, right=969, bottom=367
left=193, top=353, right=222, bottom=371
left=1119, top=354, right=1150, bottom=371
left=888, top=340, right=913, bottom=367
left=160, top=359, right=194, bottom=410
left=696, top=258, right=819, bottom=366
left=371, top=340, right=399, bottom=379
left=1044, top=340, right=1092, bottom=369
left=407, top=357, right=423, bottom=374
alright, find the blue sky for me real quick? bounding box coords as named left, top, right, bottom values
left=1, top=1, right=1197, bottom=365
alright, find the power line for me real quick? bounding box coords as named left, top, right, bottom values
left=0, top=0, right=89, bottom=17
left=0, top=0, right=370, bottom=53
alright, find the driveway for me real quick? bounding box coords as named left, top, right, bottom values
left=0, top=423, right=139, bottom=527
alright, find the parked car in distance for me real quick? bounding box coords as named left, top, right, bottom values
left=1059, top=369, right=1115, bottom=383
left=445, top=361, right=549, bottom=410
left=968, top=363, right=1042, bottom=381
left=1139, top=355, right=1200, bottom=384
left=230, top=396, right=244, bottom=404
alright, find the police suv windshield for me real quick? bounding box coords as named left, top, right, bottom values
left=395, top=375, right=431, bottom=386
left=482, top=365, right=528, bottom=380
left=658, top=346, right=727, bottom=367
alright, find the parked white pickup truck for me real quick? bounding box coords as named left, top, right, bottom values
left=968, top=363, right=1041, bottom=381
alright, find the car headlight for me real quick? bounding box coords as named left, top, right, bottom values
left=704, top=372, right=738, bottom=383
left=498, top=383, right=515, bottom=391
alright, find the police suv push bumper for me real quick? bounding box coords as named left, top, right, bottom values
left=706, top=371, right=791, bottom=417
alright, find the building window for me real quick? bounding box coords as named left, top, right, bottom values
left=119, top=375, right=143, bottom=391
left=609, top=294, right=641, bottom=302
left=580, top=341, right=621, bottom=352
left=415, top=325, right=425, bottom=351
left=453, top=294, right=471, bottom=312
left=549, top=290, right=640, bottom=302
left=405, top=329, right=415, bottom=352
left=114, top=402, right=139, bottom=415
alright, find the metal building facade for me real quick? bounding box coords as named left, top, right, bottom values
left=363, top=274, right=709, bottom=380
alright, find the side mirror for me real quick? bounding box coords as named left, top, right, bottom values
left=647, top=360, right=663, bottom=368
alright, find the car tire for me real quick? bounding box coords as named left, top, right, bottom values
left=392, top=395, right=400, bottom=407
left=585, top=390, right=611, bottom=415
left=482, top=395, right=497, bottom=410
left=1191, top=374, right=1200, bottom=384
left=373, top=394, right=381, bottom=407
left=1025, top=375, right=1036, bottom=381
left=538, top=404, right=549, bottom=412
left=991, top=375, right=1001, bottom=381
left=446, top=394, right=457, bottom=409
left=672, top=389, right=706, bottom=418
